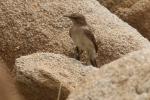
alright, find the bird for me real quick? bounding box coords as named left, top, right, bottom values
left=64, top=13, right=98, bottom=67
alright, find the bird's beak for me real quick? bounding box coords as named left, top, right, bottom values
left=63, top=14, right=71, bottom=18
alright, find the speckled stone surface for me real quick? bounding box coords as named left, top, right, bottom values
left=98, top=0, right=150, bottom=40
left=67, top=49, right=150, bottom=100
left=97, top=0, right=139, bottom=11
left=0, top=0, right=150, bottom=69
left=116, top=0, right=150, bottom=40
left=15, top=53, right=97, bottom=100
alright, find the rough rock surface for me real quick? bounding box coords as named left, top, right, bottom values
left=116, top=0, right=150, bottom=40
left=67, top=49, right=150, bottom=100
left=0, top=0, right=150, bottom=69
left=97, top=0, right=139, bottom=12
left=0, top=59, right=24, bottom=100
left=98, top=0, right=150, bottom=40
left=15, top=53, right=97, bottom=100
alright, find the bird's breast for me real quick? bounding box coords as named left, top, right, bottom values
left=70, top=27, right=94, bottom=51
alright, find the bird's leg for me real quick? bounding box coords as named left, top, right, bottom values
left=74, top=46, right=80, bottom=60
left=74, top=46, right=81, bottom=60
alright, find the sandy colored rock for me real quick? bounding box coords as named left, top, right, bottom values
left=97, top=0, right=139, bottom=12
left=0, top=59, right=24, bottom=100
left=15, top=53, right=97, bottom=100
left=116, top=0, right=150, bottom=40
left=0, top=0, right=150, bottom=69
left=67, top=49, right=150, bottom=100
left=98, top=0, right=150, bottom=40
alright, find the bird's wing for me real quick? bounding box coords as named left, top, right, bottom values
left=83, top=28, right=98, bottom=52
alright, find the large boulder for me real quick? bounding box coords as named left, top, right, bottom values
left=98, top=0, right=150, bottom=40
left=116, top=0, right=150, bottom=40
left=67, top=49, right=150, bottom=100
left=97, top=0, right=139, bottom=12
left=15, top=53, right=97, bottom=100
left=0, top=0, right=150, bottom=69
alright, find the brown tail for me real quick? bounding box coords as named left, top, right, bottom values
left=90, top=58, right=98, bottom=67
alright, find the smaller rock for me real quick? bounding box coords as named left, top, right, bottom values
left=67, top=49, right=150, bottom=100
left=15, top=53, right=98, bottom=100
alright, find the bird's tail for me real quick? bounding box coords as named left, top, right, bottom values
left=90, top=58, right=98, bottom=67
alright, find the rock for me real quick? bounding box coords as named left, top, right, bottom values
left=97, top=0, right=139, bottom=12
left=15, top=53, right=97, bottom=100
left=116, top=0, right=150, bottom=40
left=0, top=0, right=150, bottom=69
left=67, top=49, right=150, bottom=100
left=0, top=60, right=24, bottom=100
left=98, top=0, right=150, bottom=40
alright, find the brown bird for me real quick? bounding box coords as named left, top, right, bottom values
left=64, top=13, right=98, bottom=67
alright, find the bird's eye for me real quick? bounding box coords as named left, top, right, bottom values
left=73, top=17, right=78, bottom=20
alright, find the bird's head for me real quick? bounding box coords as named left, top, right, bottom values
left=64, top=13, right=87, bottom=25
